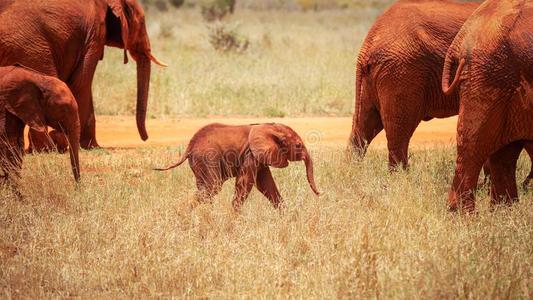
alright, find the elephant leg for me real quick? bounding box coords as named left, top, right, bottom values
left=191, top=160, right=224, bottom=204
left=488, top=142, right=523, bottom=206
left=233, top=174, right=255, bottom=211
left=255, top=166, right=282, bottom=208
left=382, top=111, right=419, bottom=171
left=78, top=92, right=99, bottom=149
left=449, top=113, right=490, bottom=213
left=28, top=129, right=55, bottom=153
left=68, top=55, right=100, bottom=150
left=379, top=87, right=423, bottom=170
left=449, top=156, right=485, bottom=213
left=232, top=155, right=257, bottom=211
left=349, top=103, right=383, bottom=157
left=195, top=179, right=223, bottom=204
left=1, top=143, right=23, bottom=200
left=29, top=130, right=69, bottom=154
left=1, top=118, right=24, bottom=199
left=49, top=130, right=69, bottom=154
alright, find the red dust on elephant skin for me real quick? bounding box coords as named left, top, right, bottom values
left=442, top=0, right=533, bottom=213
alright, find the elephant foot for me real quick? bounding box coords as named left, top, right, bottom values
left=28, top=144, right=53, bottom=154
left=28, top=133, right=55, bottom=154
left=28, top=130, right=69, bottom=154
left=388, top=162, right=409, bottom=172
left=80, top=137, right=100, bottom=150
left=448, top=189, right=475, bottom=214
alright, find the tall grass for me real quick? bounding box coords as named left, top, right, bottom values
left=93, top=8, right=379, bottom=117
left=1, top=146, right=531, bottom=297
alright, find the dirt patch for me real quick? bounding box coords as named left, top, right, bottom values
left=22, top=116, right=458, bottom=150
left=92, top=116, right=458, bottom=150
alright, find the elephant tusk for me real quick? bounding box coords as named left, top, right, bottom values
left=149, top=53, right=168, bottom=67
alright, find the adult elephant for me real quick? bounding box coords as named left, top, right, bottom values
left=442, top=0, right=532, bottom=212
left=348, top=0, right=479, bottom=169
left=0, top=0, right=166, bottom=149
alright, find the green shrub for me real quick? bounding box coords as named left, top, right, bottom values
left=140, top=0, right=185, bottom=11
left=154, top=0, right=169, bottom=11
left=169, top=0, right=185, bottom=8
left=263, top=106, right=287, bottom=118
left=207, top=22, right=249, bottom=53
left=200, top=0, right=236, bottom=22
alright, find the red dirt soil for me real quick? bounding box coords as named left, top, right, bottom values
left=92, top=116, right=458, bottom=149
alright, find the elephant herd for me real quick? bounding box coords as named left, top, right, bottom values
left=0, top=0, right=163, bottom=195
left=349, top=0, right=532, bottom=212
left=0, top=0, right=531, bottom=214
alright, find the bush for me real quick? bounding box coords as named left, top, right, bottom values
left=200, top=0, right=236, bottom=22
left=207, top=22, right=249, bottom=53
left=169, top=0, right=185, bottom=8
left=293, top=0, right=396, bottom=11
left=140, top=0, right=184, bottom=11
left=154, top=0, right=169, bottom=11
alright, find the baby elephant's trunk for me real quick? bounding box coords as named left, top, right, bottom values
left=303, top=152, right=320, bottom=196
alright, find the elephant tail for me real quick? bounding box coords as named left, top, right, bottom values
left=349, top=59, right=364, bottom=144
left=442, top=55, right=465, bottom=96
left=153, top=146, right=190, bottom=171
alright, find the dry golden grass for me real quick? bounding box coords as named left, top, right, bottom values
left=1, top=145, right=531, bottom=298
left=2, top=6, right=531, bottom=298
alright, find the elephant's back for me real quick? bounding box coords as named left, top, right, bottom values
left=189, top=123, right=250, bottom=148
left=0, top=0, right=15, bottom=14
left=455, top=0, right=532, bottom=78
left=360, top=1, right=478, bottom=70
left=509, top=2, right=533, bottom=79
left=0, top=0, right=97, bottom=79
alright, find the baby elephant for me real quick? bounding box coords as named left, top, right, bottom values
left=156, top=123, right=320, bottom=210
left=0, top=65, right=81, bottom=196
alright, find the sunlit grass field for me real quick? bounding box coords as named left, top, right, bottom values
left=1, top=6, right=532, bottom=298
left=93, top=8, right=379, bottom=117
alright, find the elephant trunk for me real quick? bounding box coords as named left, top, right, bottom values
left=303, top=152, right=320, bottom=196
left=67, top=120, right=81, bottom=182
left=136, top=57, right=151, bottom=141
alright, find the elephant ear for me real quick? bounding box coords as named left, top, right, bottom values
left=4, top=83, right=47, bottom=133
left=106, top=0, right=131, bottom=60
left=249, top=125, right=288, bottom=168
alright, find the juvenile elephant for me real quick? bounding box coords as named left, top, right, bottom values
left=348, top=0, right=479, bottom=169
left=0, top=66, right=81, bottom=196
left=442, top=0, right=532, bottom=212
left=155, top=123, right=320, bottom=211
left=0, top=0, right=165, bottom=150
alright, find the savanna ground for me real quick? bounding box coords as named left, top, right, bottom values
left=1, top=3, right=532, bottom=298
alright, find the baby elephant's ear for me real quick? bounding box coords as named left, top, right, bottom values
left=249, top=125, right=288, bottom=168
left=5, top=83, right=47, bottom=133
